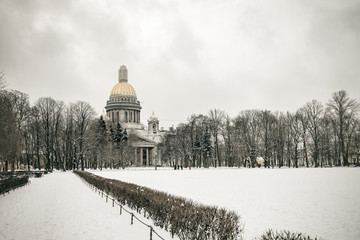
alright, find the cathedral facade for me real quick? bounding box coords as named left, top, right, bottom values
left=105, top=65, right=163, bottom=166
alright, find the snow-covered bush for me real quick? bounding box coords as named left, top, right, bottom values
left=256, top=229, right=324, bottom=240
left=74, top=170, right=243, bottom=240
left=0, top=175, right=29, bottom=194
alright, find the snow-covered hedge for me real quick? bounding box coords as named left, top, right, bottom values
left=0, top=175, right=29, bottom=194
left=256, top=229, right=324, bottom=240
left=74, top=170, right=243, bottom=240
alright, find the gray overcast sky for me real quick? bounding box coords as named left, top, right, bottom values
left=1, top=0, right=359, bottom=129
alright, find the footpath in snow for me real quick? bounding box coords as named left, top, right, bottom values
left=0, top=171, right=176, bottom=240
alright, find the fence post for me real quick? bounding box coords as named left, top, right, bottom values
left=112, top=199, right=114, bottom=207
left=120, top=205, right=122, bottom=215
left=106, top=195, right=108, bottom=202
left=131, top=213, right=134, bottom=225
left=150, top=227, right=153, bottom=240
left=102, top=192, right=103, bottom=198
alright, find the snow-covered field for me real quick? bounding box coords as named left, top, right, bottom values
left=1, top=168, right=358, bottom=240
left=92, top=167, right=360, bottom=240
left=0, top=171, right=176, bottom=240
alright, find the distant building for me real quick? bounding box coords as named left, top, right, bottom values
left=105, top=65, right=164, bottom=166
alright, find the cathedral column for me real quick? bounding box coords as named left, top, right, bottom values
left=134, top=149, right=138, bottom=166
left=148, top=148, right=152, bottom=166
left=140, top=147, right=143, bottom=166
left=146, top=148, right=149, bottom=166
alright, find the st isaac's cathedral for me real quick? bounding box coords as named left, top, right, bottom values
left=104, top=65, right=164, bottom=166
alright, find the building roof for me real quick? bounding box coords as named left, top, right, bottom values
left=110, top=82, right=137, bottom=96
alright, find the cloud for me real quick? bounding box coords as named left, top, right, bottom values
left=1, top=0, right=359, bottom=128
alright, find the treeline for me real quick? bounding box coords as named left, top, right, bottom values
left=0, top=73, right=134, bottom=171
left=159, top=90, right=360, bottom=168
left=2, top=71, right=360, bottom=170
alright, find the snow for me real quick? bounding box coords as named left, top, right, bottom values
left=0, top=171, right=177, bottom=240
left=91, top=167, right=360, bottom=240
left=1, top=168, right=358, bottom=240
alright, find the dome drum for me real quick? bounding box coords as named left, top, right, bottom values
left=109, top=94, right=138, bottom=103
left=105, top=102, right=142, bottom=111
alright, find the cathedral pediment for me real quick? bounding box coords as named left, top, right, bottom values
left=133, top=135, right=156, bottom=148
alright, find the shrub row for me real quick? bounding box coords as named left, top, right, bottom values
left=0, top=171, right=47, bottom=179
left=74, top=170, right=243, bottom=240
left=0, top=175, right=29, bottom=194
left=256, top=229, right=324, bottom=240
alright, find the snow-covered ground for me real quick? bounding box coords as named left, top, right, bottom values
left=92, top=167, right=360, bottom=240
left=0, top=171, right=177, bottom=240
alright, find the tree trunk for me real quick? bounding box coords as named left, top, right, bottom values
left=294, top=144, right=298, bottom=168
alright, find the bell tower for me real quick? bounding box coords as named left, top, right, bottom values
left=148, top=111, right=159, bottom=133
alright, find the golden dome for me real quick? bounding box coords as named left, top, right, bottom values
left=110, top=82, right=137, bottom=96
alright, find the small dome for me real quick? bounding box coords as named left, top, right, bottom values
left=149, top=111, right=158, bottom=121
left=110, top=82, right=136, bottom=96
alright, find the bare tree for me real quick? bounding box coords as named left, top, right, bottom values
left=221, top=114, right=235, bottom=167
left=173, top=123, right=192, bottom=167
left=187, top=114, right=209, bottom=168
left=260, top=110, right=277, bottom=167
left=327, top=90, right=360, bottom=166
left=304, top=100, right=324, bottom=167
left=208, top=109, right=225, bottom=167
left=52, top=101, right=65, bottom=170
left=72, top=101, right=96, bottom=171
left=0, top=91, right=20, bottom=171
left=8, top=90, right=30, bottom=168
left=91, top=115, right=108, bottom=170
left=297, top=108, right=310, bottom=167
left=64, top=106, right=75, bottom=170
left=30, top=106, right=42, bottom=169
left=320, top=113, right=334, bottom=167
left=233, top=110, right=262, bottom=167
left=8, top=90, right=30, bottom=129
left=188, top=114, right=198, bottom=168
left=158, top=131, right=177, bottom=167
left=35, top=97, right=57, bottom=170
left=288, top=112, right=302, bottom=168
left=353, top=122, right=360, bottom=166
left=0, top=71, right=7, bottom=91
